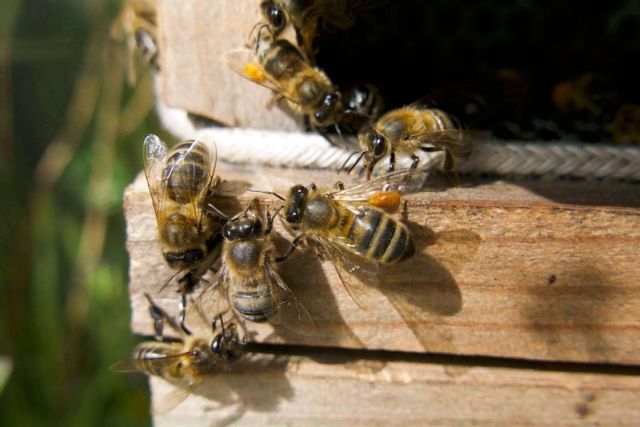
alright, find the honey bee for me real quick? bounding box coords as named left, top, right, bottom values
left=192, top=199, right=311, bottom=329
left=229, top=35, right=344, bottom=132
left=276, top=170, right=426, bottom=305
left=112, top=294, right=243, bottom=396
left=258, top=0, right=369, bottom=59
left=143, top=134, right=227, bottom=327
left=349, top=98, right=476, bottom=179
left=111, top=0, right=158, bottom=84
left=605, top=104, right=640, bottom=145
left=552, top=73, right=619, bottom=118
left=339, top=81, right=385, bottom=133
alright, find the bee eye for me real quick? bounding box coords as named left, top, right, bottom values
left=269, top=6, right=285, bottom=30
left=314, top=110, right=328, bottom=124
left=286, top=185, right=307, bottom=224
left=222, top=224, right=237, bottom=240
left=324, top=93, right=338, bottom=107
left=252, top=219, right=263, bottom=236
left=372, top=134, right=386, bottom=157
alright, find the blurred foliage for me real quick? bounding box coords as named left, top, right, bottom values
left=0, top=0, right=159, bottom=425
left=0, top=357, right=12, bottom=394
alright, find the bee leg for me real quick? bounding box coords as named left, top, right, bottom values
left=145, top=293, right=182, bottom=340
left=410, top=154, right=420, bottom=170
left=402, top=200, right=409, bottom=223
left=266, top=94, right=285, bottom=110
left=147, top=295, right=166, bottom=340
left=178, top=292, right=192, bottom=336
left=265, top=206, right=283, bottom=235
left=318, top=127, right=339, bottom=147
left=387, top=151, right=396, bottom=173
left=275, top=234, right=304, bottom=262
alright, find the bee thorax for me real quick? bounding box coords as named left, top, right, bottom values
left=305, top=198, right=337, bottom=228
left=227, top=240, right=263, bottom=272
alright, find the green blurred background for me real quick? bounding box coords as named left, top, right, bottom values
left=1, top=1, right=639, bottom=425
left=0, top=0, right=158, bottom=425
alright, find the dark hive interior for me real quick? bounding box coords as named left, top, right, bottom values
left=316, top=0, right=640, bottom=141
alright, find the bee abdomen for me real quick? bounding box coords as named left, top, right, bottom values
left=137, top=344, right=173, bottom=377
left=346, top=208, right=413, bottom=263
left=164, top=143, right=209, bottom=202
left=232, top=289, right=276, bottom=322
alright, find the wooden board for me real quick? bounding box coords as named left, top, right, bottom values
left=147, top=351, right=640, bottom=426
left=156, top=0, right=301, bottom=130
left=124, top=141, right=640, bottom=365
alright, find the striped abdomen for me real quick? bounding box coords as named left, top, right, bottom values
left=230, top=281, right=277, bottom=322
left=338, top=207, right=414, bottom=263
left=135, top=343, right=182, bottom=379
left=262, top=39, right=307, bottom=82
left=163, top=140, right=209, bottom=203
left=418, top=108, right=458, bottom=132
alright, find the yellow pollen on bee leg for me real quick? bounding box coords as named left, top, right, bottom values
left=243, top=63, right=266, bottom=83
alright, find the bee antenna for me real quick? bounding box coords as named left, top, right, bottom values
left=339, top=150, right=363, bottom=174
left=347, top=151, right=366, bottom=175
left=207, top=203, right=229, bottom=220
left=247, top=188, right=285, bottom=201
left=253, top=23, right=270, bottom=53
left=333, top=123, right=349, bottom=150
left=158, top=269, right=183, bottom=293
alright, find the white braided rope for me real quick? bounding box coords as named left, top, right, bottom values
left=156, top=93, right=640, bottom=181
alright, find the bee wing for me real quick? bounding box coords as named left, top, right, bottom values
left=210, top=179, right=251, bottom=198
left=150, top=381, right=192, bottom=415
left=143, top=134, right=170, bottom=220
left=110, top=350, right=190, bottom=375
left=226, top=48, right=298, bottom=105
left=160, top=138, right=219, bottom=225
left=188, top=267, right=230, bottom=326
left=407, top=129, right=479, bottom=160
left=110, top=358, right=149, bottom=373
left=315, top=235, right=379, bottom=310
left=331, top=169, right=430, bottom=204
left=263, top=261, right=316, bottom=336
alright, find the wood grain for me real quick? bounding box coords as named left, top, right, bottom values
left=124, top=136, right=640, bottom=364
left=146, top=352, right=640, bottom=426
left=157, top=0, right=301, bottom=130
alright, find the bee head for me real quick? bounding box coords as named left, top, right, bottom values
left=284, top=185, right=308, bottom=226
left=313, top=92, right=342, bottom=127
left=260, top=1, right=286, bottom=32
left=222, top=217, right=263, bottom=241
left=210, top=324, right=242, bottom=362
left=343, top=82, right=383, bottom=116
left=358, top=124, right=387, bottom=170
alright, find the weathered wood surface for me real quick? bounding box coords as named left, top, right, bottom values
left=125, top=146, right=640, bottom=365
left=148, top=352, right=640, bottom=426
left=157, top=0, right=301, bottom=130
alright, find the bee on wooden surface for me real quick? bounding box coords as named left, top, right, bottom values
left=258, top=0, right=370, bottom=59
left=272, top=170, right=426, bottom=306
left=347, top=98, right=476, bottom=179
left=228, top=35, right=343, bottom=132
left=111, top=0, right=159, bottom=85
left=192, top=199, right=311, bottom=330
left=143, top=134, right=228, bottom=328
left=112, top=295, right=243, bottom=410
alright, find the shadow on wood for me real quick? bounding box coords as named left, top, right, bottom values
left=380, top=222, right=481, bottom=352
left=276, top=244, right=365, bottom=348
left=523, top=262, right=622, bottom=363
